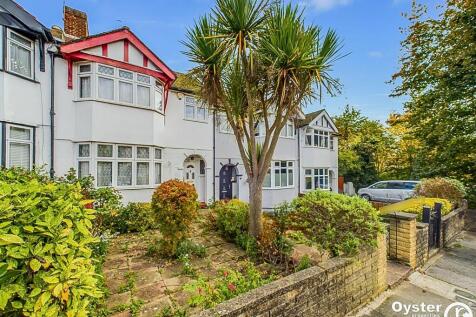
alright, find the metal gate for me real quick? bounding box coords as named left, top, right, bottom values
left=422, top=202, right=442, bottom=249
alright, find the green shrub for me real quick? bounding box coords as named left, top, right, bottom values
left=380, top=197, right=452, bottom=221
left=175, top=239, right=207, bottom=258
left=108, top=202, right=157, bottom=233
left=0, top=168, right=102, bottom=316
left=151, top=179, right=199, bottom=257
left=214, top=199, right=248, bottom=240
left=291, top=190, right=384, bottom=256
left=184, top=262, right=275, bottom=309
left=294, top=255, right=312, bottom=272
left=235, top=232, right=259, bottom=259
left=415, top=177, right=466, bottom=205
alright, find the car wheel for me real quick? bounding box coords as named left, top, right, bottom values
left=360, top=194, right=371, bottom=201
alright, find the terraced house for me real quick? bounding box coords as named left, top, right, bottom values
left=0, top=1, right=339, bottom=208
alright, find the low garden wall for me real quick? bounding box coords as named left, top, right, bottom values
left=416, top=223, right=429, bottom=268
left=441, top=204, right=466, bottom=246
left=195, top=234, right=387, bottom=317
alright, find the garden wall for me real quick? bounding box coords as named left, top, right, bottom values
left=441, top=204, right=466, bottom=246
left=195, top=234, right=387, bottom=317
left=416, top=223, right=429, bottom=268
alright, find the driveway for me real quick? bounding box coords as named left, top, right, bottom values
left=356, top=210, right=476, bottom=317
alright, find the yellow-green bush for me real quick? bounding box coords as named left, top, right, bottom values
left=0, top=168, right=102, bottom=316
left=108, top=202, right=157, bottom=233
left=151, top=179, right=198, bottom=257
left=213, top=199, right=249, bottom=240
left=380, top=197, right=452, bottom=221
left=415, top=177, right=466, bottom=205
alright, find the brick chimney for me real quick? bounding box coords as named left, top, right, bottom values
left=64, top=6, right=89, bottom=38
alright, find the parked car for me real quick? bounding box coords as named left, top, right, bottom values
left=357, top=180, right=420, bottom=203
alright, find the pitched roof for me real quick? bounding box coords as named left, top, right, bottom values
left=0, top=0, right=53, bottom=41
left=298, top=110, right=325, bottom=127
left=171, top=72, right=200, bottom=94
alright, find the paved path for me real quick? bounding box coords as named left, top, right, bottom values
left=355, top=211, right=476, bottom=317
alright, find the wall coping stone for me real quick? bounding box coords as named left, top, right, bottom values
left=383, top=211, right=418, bottom=220
left=442, top=206, right=466, bottom=222
left=416, top=222, right=429, bottom=229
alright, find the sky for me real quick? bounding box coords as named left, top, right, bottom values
left=16, top=0, right=440, bottom=122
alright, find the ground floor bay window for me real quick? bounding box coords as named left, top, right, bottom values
left=263, top=161, right=294, bottom=189
left=0, top=123, right=34, bottom=170
left=76, top=142, right=162, bottom=188
left=304, top=168, right=329, bottom=190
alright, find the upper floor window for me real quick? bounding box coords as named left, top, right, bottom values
left=76, top=63, right=163, bottom=111
left=305, top=128, right=330, bottom=148
left=280, top=121, right=295, bottom=138
left=184, top=96, right=207, bottom=122
left=7, top=30, right=34, bottom=79
left=5, top=124, right=34, bottom=170
left=218, top=116, right=233, bottom=134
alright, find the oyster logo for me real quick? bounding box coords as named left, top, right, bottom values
left=444, top=302, right=473, bottom=317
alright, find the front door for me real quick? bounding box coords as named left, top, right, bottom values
left=219, top=165, right=236, bottom=200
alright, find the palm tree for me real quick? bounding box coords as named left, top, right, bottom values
left=184, top=0, right=343, bottom=238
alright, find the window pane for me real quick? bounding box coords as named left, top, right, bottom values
left=98, top=65, right=114, bottom=75
left=137, top=85, right=150, bottom=107
left=274, top=169, right=281, bottom=187
left=79, top=64, right=91, bottom=73
left=137, top=147, right=149, bottom=159
left=305, top=176, right=312, bottom=190
left=10, top=32, right=32, bottom=47
left=118, top=146, right=132, bottom=158
left=136, top=162, right=149, bottom=185
left=154, top=163, right=162, bottom=184
left=119, top=81, right=133, bottom=103
left=264, top=169, right=271, bottom=188
left=155, top=148, right=162, bottom=159
left=97, top=162, right=112, bottom=186
left=185, top=105, right=195, bottom=119
left=281, top=168, right=287, bottom=187
left=80, top=76, right=91, bottom=98
left=305, top=135, right=312, bottom=146
left=97, top=144, right=113, bottom=157
left=9, top=142, right=30, bottom=169
left=78, top=161, right=89, bottom=178
left=78, top=144, right=90, bottom=157
left=137, top=74, right=150, bottom=84
left=154, top=88, right=163, bottom=111
left=117, top=162, right=132, bottom=186
left=9, top=42, right=31, bottom=77
left=119, top=70, right=133, bottom=80
left=10, top=127, right=30, bottom=140
left=288, top=168, right=294, bottom=186
left=98, top=77, right=114, bottom=100
left=197, top=107, right=206, bottom=120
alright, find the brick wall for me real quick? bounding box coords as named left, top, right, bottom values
left=194, top=234, right=387, bottom=317
left=385, top=212, right=417, bottom=268
left=416, top=223, right=429, bottom=268
left=441, top=206, right=466, bottom=246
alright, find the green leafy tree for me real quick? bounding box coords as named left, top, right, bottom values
left=184, top=0, right=343, bottom=237
left=391, top=0, right=476, bottom=201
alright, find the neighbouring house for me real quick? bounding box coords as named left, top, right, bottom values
left=0, top=2, right=338, bottom=208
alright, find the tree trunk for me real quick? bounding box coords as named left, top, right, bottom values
left=248, top=180, right=263, bottom=238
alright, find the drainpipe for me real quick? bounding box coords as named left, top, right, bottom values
left=297, top=126, right=301, bottom=194
left=212, top=110, right=216, bottom=202
left=48, top=46, right=58, bottom=178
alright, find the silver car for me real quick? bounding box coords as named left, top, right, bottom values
left=357, top=180, right=420, bottom=202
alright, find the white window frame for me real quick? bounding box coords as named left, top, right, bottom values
left=5, top=124, right=34, bottom=170
left=75, top=63, right=161, bottom=112
left=184, top=96, right=208, bottom=122
left=76, top=143, right=163, bottom=189
left=304, top=128, right=330, bottom=148
left=78, top=63, right=93, bottom=99
left=6, top=29, right=34, bottom=79
left=263, top=160, right=294, bottom=189
left=304, top=168, right=330, bottom=191
left=280, top=121, right=295, bottom=138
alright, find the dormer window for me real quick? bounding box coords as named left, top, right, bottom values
left=7, top=29, right=34, bottom=79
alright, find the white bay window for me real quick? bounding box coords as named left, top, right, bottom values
left=263, top=161, right=294, bottom=189
left=305, top=168, right=329, bottom=190
left=305, top=128, right=330, bottom=148
left=76, top=143, right=163, bottom=188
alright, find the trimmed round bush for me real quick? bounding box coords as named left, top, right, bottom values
left=0, top=168, right=102, bottom=316
left=415, top=177, right=466, bottom=205
left=213, top=199, right=249, bottom=240
left=291, top=190, right=384, bottom=256
left=151, top=179, right=198, bottom=257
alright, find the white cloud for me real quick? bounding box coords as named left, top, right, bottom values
left=368, top=51, right=384, bottom=58
left=309, top=0, right=353, bottom=11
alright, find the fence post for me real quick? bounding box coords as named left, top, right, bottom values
left=434, top=202, right=442, bottom=248
left=422, top=207, right=431, bottom=224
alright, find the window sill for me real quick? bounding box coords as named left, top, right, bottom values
left=1, top=69, right=38, bottom=84
left=184, top=118, right=208, bottom=124
left=263, top=186, right=295, bottom=190
left=303, top=145, right=330, bottom=149
left=74, top=98, right=164, bottom=115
